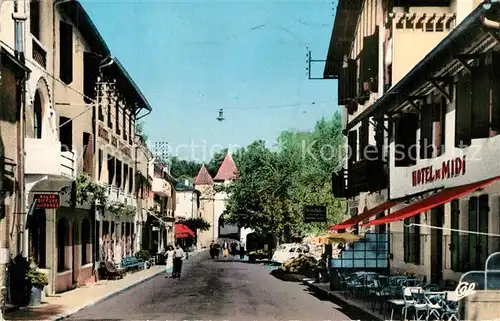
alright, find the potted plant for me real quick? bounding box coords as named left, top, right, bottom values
left=135, top=250, right=151, bottom=269
left=27, top=266, right=48, bottom=306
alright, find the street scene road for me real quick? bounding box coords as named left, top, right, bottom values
left=68, top=252, right=355, bottom=321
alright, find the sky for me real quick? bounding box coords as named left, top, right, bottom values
left=81, top=0, right=340, bottom=162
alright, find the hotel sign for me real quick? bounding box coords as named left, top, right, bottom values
left=411, top=156, right=466, bottom=187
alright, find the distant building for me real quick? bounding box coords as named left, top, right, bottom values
left=194, top=152, right=243, bottom=246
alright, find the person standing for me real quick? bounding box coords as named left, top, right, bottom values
left=173, top=244, right=185, bottom=278
left=164, top=245, right=174, bottom=278
left=222, top=240, right=229, bottom=258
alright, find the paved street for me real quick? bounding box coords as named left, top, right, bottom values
left=68, top=252, right=356, bottom=321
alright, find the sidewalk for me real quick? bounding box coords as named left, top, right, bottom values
left=305, top=281, right=384, bottom=321
left=5, top=250, right=204, bottom=321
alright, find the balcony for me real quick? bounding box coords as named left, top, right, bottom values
left=152, top=177, right=171, bottom=197
left=348, top=158, right=388, bottom=197
left=32, top=37, right=47, bottom=69
left=25, top=138, right=76, bottom=178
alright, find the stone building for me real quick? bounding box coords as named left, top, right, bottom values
left=194, top=152, right=240, bottom=247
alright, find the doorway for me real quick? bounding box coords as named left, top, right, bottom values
left=72, top=220, right=78, bottom=285
left=430, top=205, right=444, bottom=285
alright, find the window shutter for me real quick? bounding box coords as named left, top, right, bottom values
left=455, top=73, right=472, bottom=147
left=420, top=104, right=433, bottom=159
left=471, top=58, right=490, bottom=139
left=491, top=52, right=500, bottom=132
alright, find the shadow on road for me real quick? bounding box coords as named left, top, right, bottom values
left=5, top=303, right=66, bottom=320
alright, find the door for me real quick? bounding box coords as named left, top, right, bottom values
left=430, top=205, right=444, bottom=284
left=72, top=221, right=78, bottom=285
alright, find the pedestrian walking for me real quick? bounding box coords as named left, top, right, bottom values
left=239, top=243, right=245, bottom=259
left=230, top=242, right=237, bottom=257
left=164, top=245, right=174, bottom=278
left=172, top=244, right=185, bottom=278
left=222, top=240, right=229, bottom=258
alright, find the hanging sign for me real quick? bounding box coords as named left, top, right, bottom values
left=304, top=205, right=327, bottom=223
left=411, top=156, right=466, bottom=187
left=34, top=194, right=60, bottom=209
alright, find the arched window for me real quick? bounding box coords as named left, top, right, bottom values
left=33, top=91, right=42, bottom=139
left=57, top=218, right=68, bottom=272
left=81, top=219, right=91, bottom=265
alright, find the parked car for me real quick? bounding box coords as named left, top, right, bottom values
left=272, top=243, right=310, bottom=263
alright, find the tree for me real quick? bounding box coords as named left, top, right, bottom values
left=135, top=121, right=148, bottom=142
left=169, top=157, right=202, bottom=182
left=224, top=112, right=347, bottom=241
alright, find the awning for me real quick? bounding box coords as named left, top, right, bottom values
left=148, top=212, right=168, bottom=226
left=328, top=199, right=402, bottom=230
left=175, top=223, right=195, bottom=238
left=362, top=176, right=500, bottom=227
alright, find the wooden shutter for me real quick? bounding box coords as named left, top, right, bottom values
left=338, top=67, right=349, bottom=105
left=468, top=197, right=478, bottom=269
left=450, top=200, right=460, bottom=271
left=478, top=194, right=489, bottom=269
left=455, top=73, right=472, bottom=147
left=491, top=52, right=500, bottom=132
left=347, top=59, right=358, bottom=100
left=348, top=130, right=358, bottom=164
left=420, top=104, right=433, bottom=159
left=359, top=121, right=369, bottom=159
left=472, top=58, right=490, bottom=139
left=413, top=214, right=421, bottom=265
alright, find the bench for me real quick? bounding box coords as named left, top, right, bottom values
left=120, top=256, right=144, bottom=271
left=99, top=261, right=125, bottom=280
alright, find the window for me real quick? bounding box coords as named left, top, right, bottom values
left=128, top=167, right=134, bottom=193
left=467, top=195, right=489, bottom=270
left=347, top=130, right=358, bottom=164
left=81, top=219, right=91, bottom=265
left=33, top=91, right=42, bottom=139
left=433, top=97, right=446, bottom=156
left=115, top=159, right=122, bottom=188
left=420, top=103, right=433, bottom=159
left=59, top=21, right=73, bottom=84
left=394, top=113, right=418, bottom=167
left=83, top=132, right=93, bottom=175
left=98, top=149, right=103, bottom=180
left=403, top=214, right=421, bottom=265
left=107, top=98, right=113, bottom=128
left=115, top=103, right=121, bottom=135
left=123, top=110, right=128, bottom=141
left=359, top=121, right=369, bottom=160
left=83, top=52, right=99, bottom=105
left=30, top=0, right=40, bottom=39
left=455, top=72, right=472, bottom=147
left=123, top=164, right=129, bottom=190
left=450, top=200, right=460, bottom=271
left=107, top=156, right=115, bottom=185
left=129, top=115, right=134, bottom=144
left=59, top=116, right=72, bottom=151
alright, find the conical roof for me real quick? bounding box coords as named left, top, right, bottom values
left=214, top=152, right=238, bottom=181
left=193, top=165, right=213, bottom=185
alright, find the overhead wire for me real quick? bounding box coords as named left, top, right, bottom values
left=222, top=100, right=330, bottom=111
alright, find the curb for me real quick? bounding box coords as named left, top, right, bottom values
left=53, top=250, right=205, bottom=321
left=306, top=282, right=383, bottom=321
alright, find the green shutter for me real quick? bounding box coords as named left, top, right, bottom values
left=478, top=194, right=489, bottom=269
left=468, top=197, right=478, bottom=269
left=450, top=200, right=460, bottom=271
left=404, top=218, right=410, bottom=263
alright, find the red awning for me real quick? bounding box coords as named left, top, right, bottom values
left=328, top=199, right=403, bottom=230
left=175, top=223, right=195, bottom=238
left=362, top=176, right=500, bottom=227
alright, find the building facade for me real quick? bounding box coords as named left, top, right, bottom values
left=194, top=153, right=239, bottom=247
left=327, top=0, right=500, bottom=288
left=174, top=181, right=200, bottom=221
left=1, top=0, right=153, bottom=295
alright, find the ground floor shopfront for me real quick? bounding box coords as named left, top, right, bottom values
left=332, top=178, right=500, bottom=286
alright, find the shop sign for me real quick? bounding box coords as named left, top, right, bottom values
left=411, top=156, right=466, bottom=187
left=34, top=194, right=60, bottom=209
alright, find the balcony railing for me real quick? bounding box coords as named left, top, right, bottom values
left=333, top=160, right=388, bottom=199
left=32, top=38, right=46, bottom=68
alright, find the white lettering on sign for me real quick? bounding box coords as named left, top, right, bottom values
left=454, top=281, right=476, bottom=301
left=411, top=156, right=466, bottom=187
